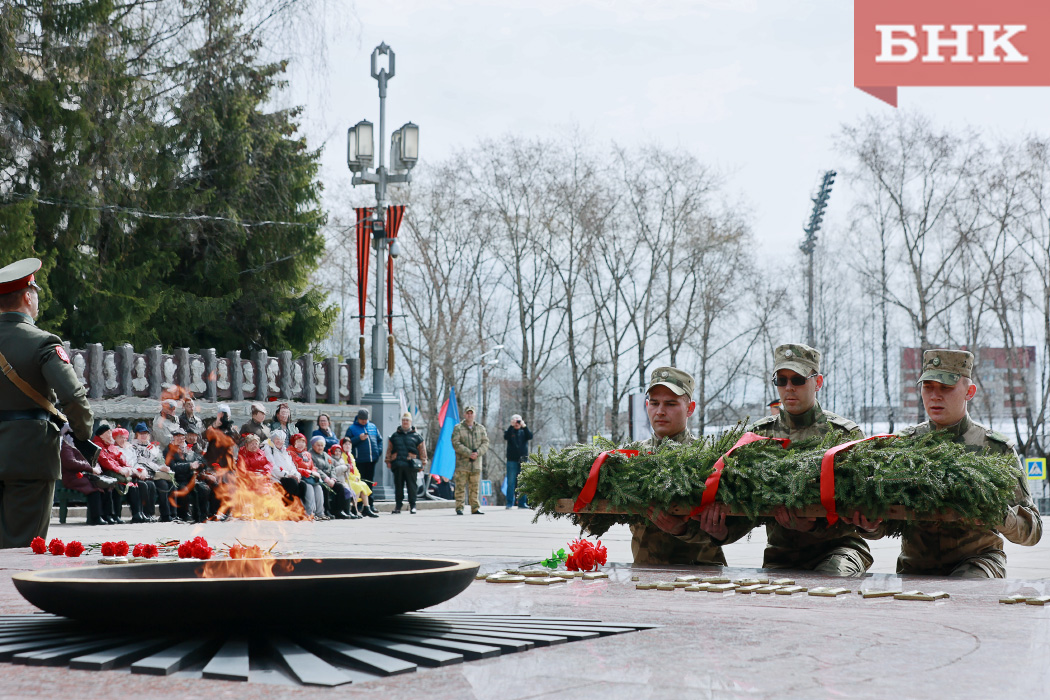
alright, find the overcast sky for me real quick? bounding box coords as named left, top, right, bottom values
left=286, top=0, right=1050, bottom=259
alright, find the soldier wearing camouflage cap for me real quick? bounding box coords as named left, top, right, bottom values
left=892, top=349, right=1041, bottom=577
left=629, top=366, right=751, bottom=566
left=747, top=343, right=874, bottom=575
left=451, top=405, right=489, bottom=515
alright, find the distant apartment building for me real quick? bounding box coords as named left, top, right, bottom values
left=901, top=347, right=1037, bottom=421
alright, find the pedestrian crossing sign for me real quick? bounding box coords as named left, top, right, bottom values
left=1026, top=458, right=1045, bottom=480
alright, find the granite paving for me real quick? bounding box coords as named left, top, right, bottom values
left=0, top=508, right=1045, bottom=699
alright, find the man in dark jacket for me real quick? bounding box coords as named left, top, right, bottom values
left=385, top=412, right=428, bottom=514
left=346, top=409, right=382, bottom=515
left=0, top=258, right=94, bottom=546
left=503, top=414, right=533, bottom=509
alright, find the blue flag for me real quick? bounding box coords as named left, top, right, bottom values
left=430, top=387, right=460, bottom=479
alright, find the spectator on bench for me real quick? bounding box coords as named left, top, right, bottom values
left=132, top=422, right=174, bottom=523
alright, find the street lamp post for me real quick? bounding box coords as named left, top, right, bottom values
left=347, top=42, right=420, bottom=499
left=347, top=42, right=420, bottom=395
left=474, top=346, right=504, bottom=421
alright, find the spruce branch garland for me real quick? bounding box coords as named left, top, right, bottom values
left=518, top=427, right=1019, bottom=537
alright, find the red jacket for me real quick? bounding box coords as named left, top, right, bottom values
left=291, top=449, right=314, bottom=479
left=93, top=437, right=126, bottom=474
left=237, top=448, right=272, bottom=476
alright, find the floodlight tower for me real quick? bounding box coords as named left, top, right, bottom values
left=800, top=170, right=836, bottom=348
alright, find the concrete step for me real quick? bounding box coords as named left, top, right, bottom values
left=51, top=498, right=456, bottom=523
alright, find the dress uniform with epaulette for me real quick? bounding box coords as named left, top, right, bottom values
left=0, top=258, right=93, bottom=547
left=747, top=343, right=874, bottom=575
left=894, top=349, right=1042, bottom=577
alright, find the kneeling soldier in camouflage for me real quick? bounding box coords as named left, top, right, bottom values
left=893, top=349, right=1041, bottom=577
left=748, top=343, right=874, bottom=576
left=635, top=367, right=751, bottom=565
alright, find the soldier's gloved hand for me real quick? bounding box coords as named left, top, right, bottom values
left=646, top=506, right=689, bottom=536
left=693, top=502, right=730, bottom=541
left=773, top=506, right=816, bottom=532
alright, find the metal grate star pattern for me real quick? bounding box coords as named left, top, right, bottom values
left=0, top=612, right=657, bottom=687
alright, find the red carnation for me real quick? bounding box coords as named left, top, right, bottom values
left=132, top=544, right=144, bottom=558
left=177, top=542, right=194, bottom=559
left=565, top=553, right=579, bottom=571
left=64, top=541, right=85, bottom=557
left=100, top=542, right=115, bottom=557
left=113, top=541, right=129, bottom=557
left=30, top=537, right=46, bottom=554
left=47, top=538, right=65, bottom=556
left=594, top=540, right=608, bottom=566
left=564, top=538, right=604, bottom=572
left=192, top=542, right=213, bottom=560
left=142, top=544, right=159, bottom=558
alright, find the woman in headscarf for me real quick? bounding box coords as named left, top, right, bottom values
left=60, top=425, right=108, bottom=525
left=310, top=435, right=348, bottom=519
left=291, top=433, right=324, bottom=520
left=266, top=430, right=301, bottom=511
left=338, top=438, right=376, bottom=518
left=327, top=444, right=361, bottom=519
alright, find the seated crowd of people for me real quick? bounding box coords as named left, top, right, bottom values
left=59, top=399, right=379, bottom=524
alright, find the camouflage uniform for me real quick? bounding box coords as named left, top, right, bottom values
left=451, top=412, right=489, bottom=514
left=748, top=403, right=873, bottom=575
left=896, top=416, right=1041, bottom=577
left=894, top=348, right=1042, bottom=577
left=629, top=429, right=748, bottom=565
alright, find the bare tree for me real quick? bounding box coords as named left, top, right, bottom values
left=840, top=113, right=983, bottom=420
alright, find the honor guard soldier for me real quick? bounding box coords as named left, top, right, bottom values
left=635, top=367, right=752, bottom=565
left=0, top=258, right=94, bottom=547
left=894, top=349, right=1041, bottom=577
left=747, top=343, right=874, bottom=575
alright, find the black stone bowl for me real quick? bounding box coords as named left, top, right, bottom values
left=13, top=557, right=479, bottom=626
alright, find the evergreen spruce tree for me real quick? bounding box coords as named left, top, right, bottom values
left=0, top=0, right=156, bottom=340
left=143, top=0, right=335, bottom=354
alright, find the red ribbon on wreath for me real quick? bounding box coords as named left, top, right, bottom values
left=820, top=434, right=896, bottom=525
left=690, top=432, right=791, bottom=517
left=573, top=449, right=640, bottom=513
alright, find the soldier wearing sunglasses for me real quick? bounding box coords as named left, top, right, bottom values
left=747, top=343, right=873, bottom=576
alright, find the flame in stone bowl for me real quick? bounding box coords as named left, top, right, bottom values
left=205, top=428, right=308, bottom=521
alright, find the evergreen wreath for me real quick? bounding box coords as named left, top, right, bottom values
left=518, top=426, right=1019, bottom=537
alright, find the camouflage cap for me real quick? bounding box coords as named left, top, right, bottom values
left=772, top=343, right=821, bottom=378
left=463, top=405, right=477, bottom=414
left=646, top=366, right=694, bottom=398
left=918, top=349, right=974, bottom=386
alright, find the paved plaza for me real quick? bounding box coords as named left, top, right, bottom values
left=0, top=508, right=1046, bottom=698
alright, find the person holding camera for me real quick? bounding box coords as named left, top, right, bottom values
left=385, top=412, right=427, bottom=514
left=502, top=414, right=533, bottom=509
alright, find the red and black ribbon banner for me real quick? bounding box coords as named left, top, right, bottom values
left=690, top=432, right=790, bottom=517
left=573, top=449, right=640, bottom=513
left=820, top=434, right=895, bottom=525
left=354, top=207, right=374, bottom=336
left=385, top=205, right=405, bottom=333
